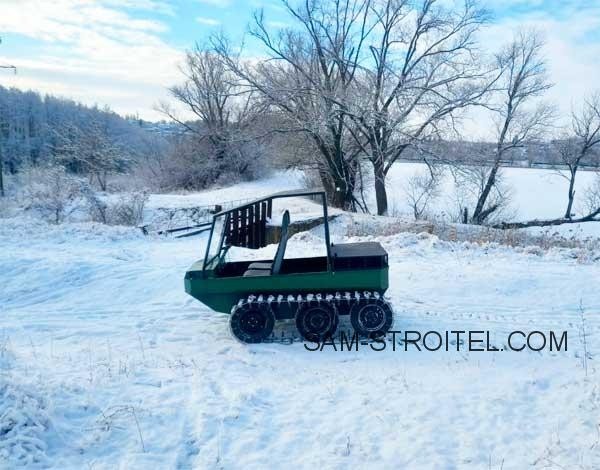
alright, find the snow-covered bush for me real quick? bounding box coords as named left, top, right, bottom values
left=15, top=167, right=147, bottom=226
left=110, top=191, right=148, bottom=226
left=20, top=166, right=83, bottom=224
left=83, top=186, right=110, bottom=224
left=298, top=170, right=323, bottom=191
left=0, top=193, right=18, bottom=218
left=84, top=189, right=148, bottom=226
left=0, top=384, right=51, bottom=466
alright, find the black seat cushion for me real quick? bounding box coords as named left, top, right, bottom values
left=271, top=210, right=290, bottom=275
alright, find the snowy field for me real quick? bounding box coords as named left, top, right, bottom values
left=384, top=163, right=598, bottom=220
left=382, top=163, right=600, bottom=239
left=2, top=171, right=600, bottom=469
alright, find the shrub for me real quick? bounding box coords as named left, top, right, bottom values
left=110, top=192, right=148, bottom=226
left=21, top=166, right=82, bottom=224
left=83, top=189, right=148, bottom=226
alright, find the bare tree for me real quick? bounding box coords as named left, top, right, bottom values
left=451, top=161, right=514, bottom=223
left=168, top=46, right=238, bottom=144
left=347, top=0, right=491, bottom=215
left=557, top=92, right=600, bottom=219
left=161, top=45, right=266, bottom=186
left=471, top=30, right=554, bottom=224
left=584, top=173, right=600, bottom=216
left=404, top=163, right=443, bottom=220
left=494, top=94, right=600, bottom=229
left=214, top=0, right=372, bottom=210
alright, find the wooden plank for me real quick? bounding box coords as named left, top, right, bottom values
left=232, top=209, right=240, bottom=245
left=260, top=202, right=267, bottom=247
left=240, top=207, right=248, bottom=247
left=225, top=211, right=232, bottom=245
left=252, top=203, right=261, bottom=249
left=248, top=205, right=255, bottom=248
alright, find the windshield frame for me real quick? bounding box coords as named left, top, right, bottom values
left=203, top=212, right=230, bottom=272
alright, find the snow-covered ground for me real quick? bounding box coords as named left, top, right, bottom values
left=1, top=174, right=600, bottom=469
left=146, top=171, right=306, bottom=211
left=144, top=164, right=600, bottom=240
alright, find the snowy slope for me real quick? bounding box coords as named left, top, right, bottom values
left=1, top=186, right=600, bottom=469
left=146, top=171, right=305, bottom=211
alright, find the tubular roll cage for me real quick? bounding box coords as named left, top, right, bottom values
left=202, top=189, right=332, bottom=272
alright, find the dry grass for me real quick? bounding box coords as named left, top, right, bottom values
left=345, top=214, right=600, bottom=257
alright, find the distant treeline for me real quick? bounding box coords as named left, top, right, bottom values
left=0, top=85, right=279, bottom=192
left=0, top=85, right=162, bottom=175
left=398, top=140, right=600, bottom=169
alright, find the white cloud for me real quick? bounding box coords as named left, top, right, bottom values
left=459, top=5, right=600, bottom=139
left=196, top=17, right=221, bottom=26
left=197, top=0, right=231, bottom=8
left=266, top=20, right=289, bottom=29
left=1, top=0, right=599, bottom=128
left=0, top=0, right=186, bottom=120
left=104, top=0, right=177, bottom=16
left=492, top=12, right=599, bottom=108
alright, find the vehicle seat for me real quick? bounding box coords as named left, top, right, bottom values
left=246, top=261, right=272, bottom=270
left=242, top=269, right=271, bottom=277
left=243, top=210, right=290, bottom=277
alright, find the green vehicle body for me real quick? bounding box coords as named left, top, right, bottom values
left=185, top=263, right=388, bottom=314
left=184, top=190, right=389, bottom=318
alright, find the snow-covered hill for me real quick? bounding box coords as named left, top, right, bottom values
left=1, top=179, right=599, bottom=469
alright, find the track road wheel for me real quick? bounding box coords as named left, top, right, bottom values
left=230, top=302, right=275, bottom=344
left=350, top=297, right=394, bottom=339
left=296, top=302, right=338, bottom=343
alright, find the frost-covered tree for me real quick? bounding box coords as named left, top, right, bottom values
left=0, top=85, right=159, bottom=192
left=347, top=0, right=491, bottom=215
left=494, top=93, right=600, bottom=229
left=161, top=45, right=267, bottom=189
left=53, top=117, right=129, bottom=191
left=471, top=31, right=554, bottom=224
left=213, top=0, right=371, bottom=210
left=557, top=92, right=600, bottom=219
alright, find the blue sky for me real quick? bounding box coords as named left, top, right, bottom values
left=1, top=0, right=600, bottom=129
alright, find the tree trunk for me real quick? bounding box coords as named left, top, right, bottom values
left=373, top=159, right=388, bottom=216
left=564, top=167, right=577, bottom=219
left=472, top=163, right=500, bottom=224
left=319, top=168, right=353, bottom=210
left=97, top=171, right=108, bottom=191
left=493, top=208, right=600, bottom=229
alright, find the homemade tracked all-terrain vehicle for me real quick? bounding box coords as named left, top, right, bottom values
left=184, top=190, right=394, bottom=343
